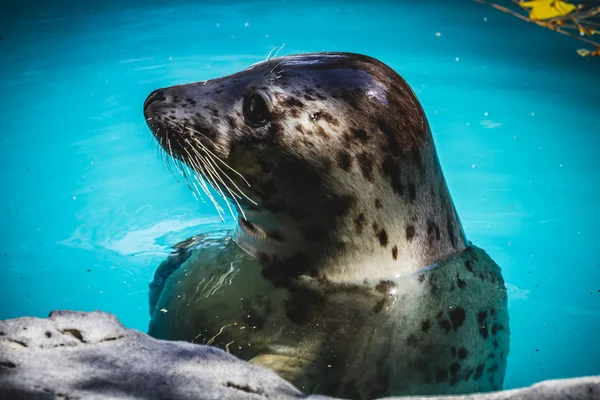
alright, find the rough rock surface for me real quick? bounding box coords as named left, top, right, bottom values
left=0, top=311, right=598, bottom=400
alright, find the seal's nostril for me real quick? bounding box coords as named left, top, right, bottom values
left=144, top=89, right=166, bottom=112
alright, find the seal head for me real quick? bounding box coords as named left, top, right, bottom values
left=144, top=52, right=466, bottom=283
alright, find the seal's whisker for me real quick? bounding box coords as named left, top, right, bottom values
left=195, top=151, right=238, bottom=220
left=183, top=127, right=253, bottom=189
left=183, top=126, right=256, bottom=206
left=190, top=135, right=253, bottom=188
left=183, top=125, right=219, bottom=148
left=182, top=162, right=205, bottom=203
left=265, top=47, right=276, bottom=61
left=158, top=135, right=171, bottom=175
left=269, top=61, right=284, bottom=75
left=201, top=148, right=257, bottom=206
left=182, top=149, right=221, bottom=210
left=175, top=157, right=205, bottom=209
left=272, top=43, right=286, bottom=59
left=201, top=151, right=248, bottom=220
left=183, top=147, right=220, bottom=207
left=163, top=135, right=180, bottom=183
left=185, top=149, right=227, bottom=220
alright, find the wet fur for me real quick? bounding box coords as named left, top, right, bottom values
left=143, top=53, right=510, bottom=398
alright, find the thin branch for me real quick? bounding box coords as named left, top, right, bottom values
left=473, top=0, right=600, bottom=53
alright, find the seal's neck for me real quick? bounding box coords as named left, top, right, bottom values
left=233, top=180, right=467, bottom=282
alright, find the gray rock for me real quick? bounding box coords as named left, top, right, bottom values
left=0, top=310, right=309, bottom=400
left=386, top=376, right=600, bottom=399
left=0, top=311, right=598, bottom=400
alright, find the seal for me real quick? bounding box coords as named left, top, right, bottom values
left=143, top=52, right=510, bottom=399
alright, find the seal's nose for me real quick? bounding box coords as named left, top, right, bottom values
left=144, top=89, right=166, bottom=113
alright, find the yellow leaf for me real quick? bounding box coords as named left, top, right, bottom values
left=577, top=48, right=590, bottom=56
left=519, top=0, right=576, bottom=20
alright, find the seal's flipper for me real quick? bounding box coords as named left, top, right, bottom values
left=148, top=235, right=206, bottom=317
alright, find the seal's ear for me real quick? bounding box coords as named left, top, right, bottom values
left=243, top=93, right=271, bottom=127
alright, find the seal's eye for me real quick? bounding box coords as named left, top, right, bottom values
left=243, top=93, right=270, bottom=127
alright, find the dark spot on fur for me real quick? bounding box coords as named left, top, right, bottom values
left=325, top=195, right=356, bottom=217
left=377, top=229, right=388, bottom=247
left=317, top=110, right=338, bottom=126
left=408, top=182, right=416, bottom=202
left=418, top=274, right=425, bottom=283
left=463, top=367, right=474, bottom=382
left=378, top=120, right=401, bottom=156
left=492, top=323, right=498, bottom=336
left=449, top=307, right=466, bottom=330
left=477, top=311, right=487, bottom=324
left=410, top=146, right=424, bottom=174
left=45, top=331, right=52, bottom=338
left=458, top=347, right=468, bottom=359
left=284, top=96, right=305, bottom=109
left=457, top=274, right=467, bottom=289
left=357, top=153, right=374, bottom=181
left=375, top=199, right=382, bottom=209
left=421, top=320, right=431, bottom=332
left=337, top=150, right=353, bottom=171
left=381, top=156, right=403, bottom=195
left=449, top=362, right=461, bottom=385
left=440, top=319, right=451, bottom=333
left=474, top=363, right=485, bottom=380
left=477, top=311, right=489, bottom=338
left=316, top=126, right=329, bottom=138
left=352, top=128, right=369, bottom=142
left=391, top=246, right=398, bottom=260
left=406, top=334, right=420, bottom=348
left=0, top=361, right=16, bottom=369
left=406, top=225, right=416, bottom=241
left=435, top=368, right=448, bottom=383
left=447, top=217, right=457, bottom=247
left=375, top=280, right=396, bottom=293
left=480, top=326, right=489, bottom=339
left=428, top=275, right=439, bottom=294
left=344, top=88, right=366, bottom=110
left=465, top=259, right=474, bottom=273
left=372, top=298, right=387, bottom=313
left=354, top=214, right=366, bottom=234
left=267, top=121, right=284, bottom=143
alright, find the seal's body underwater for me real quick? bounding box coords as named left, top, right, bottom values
left=143, top=53, right=509, bottom=399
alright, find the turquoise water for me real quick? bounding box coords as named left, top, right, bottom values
left=1, top=0, right=598, bottom=392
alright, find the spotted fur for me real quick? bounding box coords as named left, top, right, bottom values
left=144, top=53, right=509, bottom=399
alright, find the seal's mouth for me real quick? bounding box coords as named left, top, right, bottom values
left=235, top=217, right=290, bottom=262
left=238, top=218, right=278, bottom=243
left=144, top=91, right=257, bottom=222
